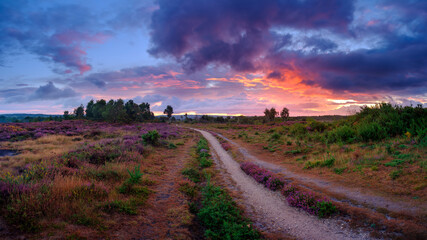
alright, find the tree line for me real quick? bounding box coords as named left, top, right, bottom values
left=66, top=99, right=174, bottom=123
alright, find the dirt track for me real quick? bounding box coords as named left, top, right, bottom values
left=194, top=128, right=371, bottom=240
left=215, top=132, right=426, bottom=216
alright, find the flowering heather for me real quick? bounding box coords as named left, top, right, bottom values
left=0, top=121, right=184, bottom=142
left=240, top=162, right=337, bottom=217
left=240, top=162, right=282, bottom=190
left=220, top=142, right=231, bottom=151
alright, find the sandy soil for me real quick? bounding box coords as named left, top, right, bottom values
left=194, top=128, right=372, bottom=240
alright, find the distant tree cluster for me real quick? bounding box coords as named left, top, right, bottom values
left=68, top=99, right=155, bottom=123
left=264, top=107, right=289, bottom=122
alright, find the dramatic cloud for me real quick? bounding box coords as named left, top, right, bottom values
left=0, top=0, right=426, bottom=115
left=149, top=0, right=354, bottom=72
left=148, top=0, right=427, bottom=96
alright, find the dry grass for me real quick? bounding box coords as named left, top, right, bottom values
left=0, top=135, right=83, bottom=174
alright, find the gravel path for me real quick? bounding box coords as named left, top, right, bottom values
left=194, top=128, right=371, bottom=240
left=216, top=133, right=425, bottom=216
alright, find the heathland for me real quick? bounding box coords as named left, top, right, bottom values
left=0, top=103, right=426, bottom=239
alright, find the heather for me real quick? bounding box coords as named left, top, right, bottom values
left=241, top=162, right=337, bottom=218
left=0, top=121, right=186, bottom=234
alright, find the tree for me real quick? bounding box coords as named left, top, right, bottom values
left=163, top=105, right=173, bottom=119
left=280, top=107, right=289, bottom=121
left=264, top=107, right=278, bottom=122
left=86, top=100, right=95, bottom=119
left=63, top=111, right=70, bottom=120
left=125, top=100, right=141, bottom=122
left=74, top=105, right=85, bottom=119
left=139, top=102, right=152, bottom=120
left=93, top=99, right=106, bottom=120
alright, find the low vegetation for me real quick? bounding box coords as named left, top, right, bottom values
left=197, top=104, right=426, bottom=201
left=241, top=162, right=337, bottom=218
left=0, top=121, right=185, bottom=238
left=180, top=137, right=260, bottom=239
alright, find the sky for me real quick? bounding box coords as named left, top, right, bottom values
left=0, top=0, right=426, bottom=116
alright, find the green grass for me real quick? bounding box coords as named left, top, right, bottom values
left=197, top=181, right=260, bottom=240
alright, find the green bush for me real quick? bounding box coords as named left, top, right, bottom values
left=289, top=123, right=307, bottom=136
left=307, top=119, right=327, bottom=132
left=118, top=165, right=146, bottom=194
left=328, top=125, right=356, bottom=143
left=357, top=122, right=387, bottom=142
left=316, top=201, right=337, bottom=218
left=269, top=132, right=281, bottom=141
left=142, top=130, right=160, bottom=145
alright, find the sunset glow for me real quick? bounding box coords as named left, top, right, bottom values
left=1, top=0, right=426, bottom=116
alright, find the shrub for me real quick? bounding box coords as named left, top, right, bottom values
left=289, top=123, right=307, bottom=136
left=316, top=200, right=337, bottom=218
left=307, top=120, right=327, bottom=132
left=118, top=165, right=144, bottom=194
left=269, top=132, right=281, bottom=141
left=357, top=122, right=387, bottom=142
left=328, top=125, right=356, bottom=143
left=142, top=130, right=160, bottom=145
left=322, top=156, right=335, bottom=168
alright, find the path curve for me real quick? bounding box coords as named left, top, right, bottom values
left=216, top=133, right=425, bottom=216
left=194, top=128, right=371, bottom=240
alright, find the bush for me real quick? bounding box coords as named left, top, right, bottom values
left=357, top=122, right=387, bottom=142
left=307, top=120, right=327, bottom=132
left=316, top=200, right=337, bottom=218
left=289, top=123, right=307, bottom=136
left=328, top=125, right=356, bottom=143
left=142, top=130, right=160, bottom=145
left=269, top=132, right=281, bottom=141
left=118, top=165, right=144, bottom=194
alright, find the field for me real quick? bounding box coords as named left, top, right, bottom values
left=0, top=104, right=426, bottom=239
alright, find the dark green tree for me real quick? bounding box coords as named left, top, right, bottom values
left=139, top=102, right=152, bottom=120
left=86, top=100, right=95, bottom=119
left=163, top=105, right=174, bottom=119
left=93, top=99, right=106, bottom=120
left=74, top=105, right=85, bottom=119
left=280, top=107, right=289, bottom=121
left=264, top=107, right=278, bottom=122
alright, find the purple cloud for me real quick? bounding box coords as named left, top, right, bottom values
left=148, top=0, right=354, bottom=72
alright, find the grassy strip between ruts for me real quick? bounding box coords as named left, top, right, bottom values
left=180, top=137, right=260, bottom=240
